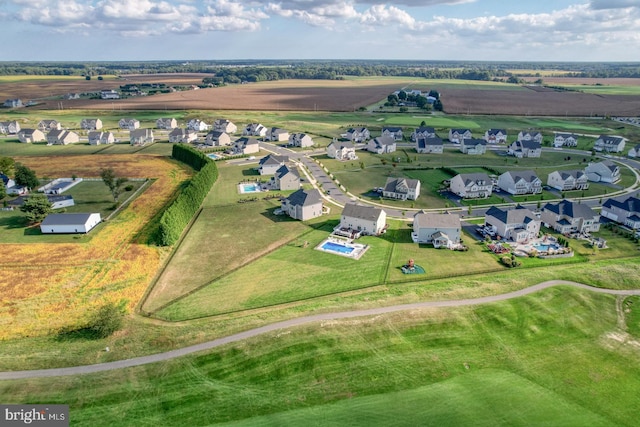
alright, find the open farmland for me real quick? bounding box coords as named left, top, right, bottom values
left=0, top=154, right=191, bottom=339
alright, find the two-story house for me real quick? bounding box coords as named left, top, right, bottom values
left=187, top=119, right=209, bottom=132
left=17, top=128, right=46, bottom=143
left=594, top=135, right=626, bottom=153
left=411, top=126, right=437, bottom=141
left=243, top=123, right=268, bottom=137
left=130, top=129, right=154, bottom=146
left=213, top=119, right=237, bottom=134
left=46, top=129, right=80, bottom=145
left=601, top=196, right=640, bottom=229
left=382, top=177, right=421, bottom=201
left=541, top=200, right=600, bottom=234
left=484, top=205, right=540, bottom=243
left=88, top=131, right=115, bottom=145
left=327, top=141, right=358, bottom=161
left=448, top=128, right=472, bottom=144
left=80, top=118, right=103, bottom=130
left=233, top=137, right=260, bottom=155
left=341, top=127, right=370, bottom=142
left=460, top=138, right=487, bottom=155
left=156, top=117, right=178, bottom=129
left=288, top=133, right=314, bottom=148
left=338, top=203, right=387, bottom=237
left=119, top=118, right=140, bottom=130
left=381, top=126, right=403, bottom=141
left=168, top=128, right=198, bottom=143
left=272, top=165, right=301, bottom=191
left=508, top=140, right=542, bottom=158
left=258, top=154, right=288, bottom=175
left=449, top=173, right=493, bottom=199
left=266, top=127, right=289, bottom=142
left=281, top=189, right=323, bottom=221
left=547, top=170, right=589, bottom=191
left=415, top=137, right=443, bottom=154
left=412, top=212, right=461, bottom=249
left=585, top=160, right=621, bottom=183
left=517, top=131, right=543, bottom=143
left=204, top=131, right=231, bottom=146
left=37, top=120, right=62, bottom=132
left=497, top=170, right=542, bottom=195
left=367, top=136, right=397, bottom=154
left=553, top=133, right=579, bottom=148
left=484, top=129, right=507, bottom=144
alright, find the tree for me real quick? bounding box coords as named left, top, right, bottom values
left=0, top=156, right=15, bottom=176
left=398, top=90, right=407, bottom=100
left=420, top=120, right=427, bottom=127
left=0, top=182, right=6, bottom=201
left=433, top=99, right=443, bottom=111
left=20, top=193, right=52, bottom=224
left=87, top=303, right=125, bottom=339
left=14, top=163, right=39, bottom=189
left=100, top=168, right=128, bottom=202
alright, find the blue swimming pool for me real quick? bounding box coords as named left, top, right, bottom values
left=207, top=153, right=222, bottom=159
left=321, top=241, right=355, bottom=254
left=534, top=243, right=560, bottom=252
left=240, top=183, right=261, bottom=193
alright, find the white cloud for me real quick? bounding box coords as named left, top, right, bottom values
left=360, top=4, right=417, bottom=28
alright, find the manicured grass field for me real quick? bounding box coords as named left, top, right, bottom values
left=2, top=288, right=639, bottom=426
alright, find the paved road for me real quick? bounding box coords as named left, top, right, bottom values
left=2, top=281, right=639, bottom=380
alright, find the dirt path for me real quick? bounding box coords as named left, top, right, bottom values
left=1, top=280, right=639, bottom=380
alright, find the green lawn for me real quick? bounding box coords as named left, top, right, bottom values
left=2, top=288, right=639, bottom=426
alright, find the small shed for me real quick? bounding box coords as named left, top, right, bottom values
left=40, top=213, right=102, bottom=234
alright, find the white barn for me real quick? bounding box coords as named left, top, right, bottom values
left=40, top=213, right=102, bottom=234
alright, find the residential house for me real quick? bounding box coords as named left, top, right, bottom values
left=213, top=119, right=237, bottom=134
left=484, top=206, right=540, bottom=243
left=547, top=170, right=589, bottom=191
left=541, top=200, right=601, bottom=234
left=187, top=119, right=209, bottom=132
left=0, top=120, right=20, bottom=134
left=338, top=203, right=387, bottom=237
left=281, top=188, right=323, bottom=221
left=18, top=128, right=46, bottom=143
left=601, top=196, right=640, bottom=229
left=37, top=120, right=62, bottom=132
left=168, top=128, right=198, bottom=144
left=415, top=137, right=443, bottom=154
left=9, top=194, right=75, bottom=210
left=341, top=127, right=370, bottom=142
left=0, top=173, right=15, bottom=189
left=517, top=131, right=543, bottom=143
left=47, top=129, right=80, bottom=145
left=272, top=165, right=300, bottom=191
left=156, top=117, right=178, bottom=129
left=88, top=131, right=115, bottom=145
left=449, top=173, right=493, bottom=199
left=100, top=90, right=119, bottom=99
left=553, top=133, right=579, bottom=148
left=367, top=136, right=397, bottom=154
left=448, top=128, right=472, bottom=144
left=204, top=131, right=231, bottom=146
left=382, top=177, right=421, bottom=201
left=64, top=93, right=80, bottom=100
left=119, top=118, right=140, bottom=130
left=40, top=213, right=102, bottom=234
left=628, top=144, right=640, bottom=158
left=484, top=129, right=507, bottom=144
left=585, top=160, right=621, bottom=183
left=327, top=140, right=357, bottom=161
left=289, top=133, right=314, bottom=148
left=233, top=137, right=260, bottom=155
left=266, top=127, right=289, bottom=142
left=381, top=126, right=403, bottom=141
left=460, top=138, right=487, bottom=155
left=3, top=99, right=23, bottom=108
left=243, top=123, right=268, bottom=137
left=497, top=170, right=542, bottom=195
left=412, top=212, right=461, bottom=249
left=80, top=118, right=102, bottom=130
left=130, top=129, right=154, bottom=146
left=258, top=154, right=288, bottom=175
left=411, top=126, right=437, bottom=141
left=508, top=140, right=542, bottom=158
left=594, top=135, right=626, bottom=153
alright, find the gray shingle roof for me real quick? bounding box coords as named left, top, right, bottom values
left=41, top=213, right=98, bottom=226
left=342, top=203, right=385, bottom=221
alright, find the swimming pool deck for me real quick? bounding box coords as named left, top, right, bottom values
left=315, top=236, right=369, bottom=260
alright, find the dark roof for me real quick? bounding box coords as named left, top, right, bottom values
left=515, top=140, right=541, bottom=150
left=372, top=136, right=396, bottom=146
left=451, top=128, right=471, bottom=134
left=462, top=138, right=487, bottom=147
left=597, top=135, right=625, bottom=144
left=502, top=170, right=540, bottom=183
left=602, top=196, right=640, bottom=213
left=285, top=189, right=322, bottom=207
left=0, top=173, right=10, bottom=185
left=275, top=164, right=299, bottom=179
left=486, top=205, right=536, bottom=225
left=556, top=169, right=585, bottom=180
left=414, top=126, right=436, bottom=134
left=457, top=173, right=492, bottom=185
left=543, top=200, right=597, bottom=219
left=487, top=128, right=506, bottom=135
left=259, top=154, right=288, bottom=166
left=342, top=203, right=385, bottom=221
left=384, top=177, right=420, bottom=192
left=40, top=213, right=99, bottom=226
left=8, top=194, right=73, bottom=206
left=417, top=137, right=443, bottom=147
left=382, top=126, right=402, bottom=132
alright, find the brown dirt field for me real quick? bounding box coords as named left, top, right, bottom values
left=33, top=79, right=405, bottom=112
left=519, top=77, right=640, bottom=86
left=443, top=88, right=640, bottom=116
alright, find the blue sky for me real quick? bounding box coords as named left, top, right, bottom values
left=1, top=0, right=639, bottom=61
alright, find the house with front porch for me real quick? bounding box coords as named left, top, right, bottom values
left=601, top=196, right=640, bottom=229
left=411, top=126, right=437, bottom=141
left=47, top=129, right=80, bottom=145
left=0, top=120, right=20, bottom=134
left=17, top=128, right=46, bottom=143
left=187, top=119, right=209, bottom=132
left=289, top=133, right=314, bottom=148
left=547, top=170, right=589, bottom=191
left=337, top=203, right=387, bottom=237
left=460, top=138, right=487, bottom=155
left=258, top=154, right=288, bottom=175
left=130, top=129, right=154, bottom=146
left=415, top=137, right=443, bottom=154
left=156, top=117, right=177, bottom=129
left=508, top=140, right=542, bottom=158
left=169, top=128, right=198, bottom=143
left=412, top=212, right=461, bottom=249
left=497, top=170, right=542, bottom=195
left=119, top=118, right=140, bottom=130
left=585, top=160, right=621, bottom=183
left=233, top=137, right=260, bottom=155
left=80, top=118, right=102, bottom=130
left=484, top=205, right=540, bottom=243
left=381, top=126, right=403, bottom=141
left=327, top=140, right=357, bottom=161
left=594, top=135, right=626, bottom=153
left=367, top=136, right=396, bottom=154
left=541, top=200, right=600, bottom=234
left=204, top=131, right=231, bottom=146
left=341, top=127, right=370, bottom=142
left=448, top=128, right=472, bottom=144
left=281, top=188, right=323, bottom=221
left=449, top=173, right=493, bottom=199
left=88, top=131, right=115, bottom=145
left=382, top=177, right=420, bottom=201
left=272, top=165, right=300, bottom=191
left=553, top=133, right=579, bottom=148
left=484, top=129, right=507, bottom=144
left=243, top=123, right=268, bottom=137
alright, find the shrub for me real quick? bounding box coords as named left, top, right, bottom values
left=125, top=184, right=134, bottom=191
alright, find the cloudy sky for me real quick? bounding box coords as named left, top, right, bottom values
left=1, top=0, right=639, bottom=61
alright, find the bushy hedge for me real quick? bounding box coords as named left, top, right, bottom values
left=159, top=145, right=218, bottom=246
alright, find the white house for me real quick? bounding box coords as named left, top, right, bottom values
left=289, top=133, right=314, bottom=148
left=382, top=177, right=421, bottom=201
left=541, top=201, right=600, bottom=234
left=601, top=196, right=640, bottom=229
left=213, top=119, right=237, bottom=134
left=484, top=129, right=507, bottom=144
left=585, top=160, right=621, bottom=183
left=484, top=206, right=540, bottom=243
left=381, top=126, right=403, bottom=141
left=460, top=138, right=487, bottom=155
left=46, top=130, right=80, bottom=145
left=449, top=173, right=493, bottom=199
left=37, top=120, right=62, bottom=132
left=517, top=131, right=543, bottom=143
left=367, top=136, right=396, bottom=154
left=169, top=128, right=198, bottom=144
left=594, top=135, right=626, bottom=153
left=243, top=123, right=268, bottom=137
left=547, top=170, right=589, bottom=191
left=497, top=170, right=542, bottom=195
left=40, top=213, right=102, bottom=234
left=327, top=141, right=357, bottom=161
left=130, top=129, right=154, bottom=146
left=80, top=118, right=102, bottom=130
left=88, top=131, right=115, bottom=145
left=341, top=127, right=370, bottom=142
left=233, top=137, right=260, bottom=155
left=448, top=128, right=472, bottom=144
left=508, top=140, right=542, bottom=158
left=412, top=212, right=461, bottom=249
left=0, top=120, right=21, bottom=134
left=338, top=203, right=387, bottom=237
left=416, top=137, right=443, bottom=154
left=272, top=165, right=300, bottom=191
left=100, top=90, right=119, bottom=100
left=187, top=119, right=209, bottom=132
left=119, top=118, right=140, bottom=130
left=553, top=133, right=579, bottom=148
left=411, top=126, right=437, bottom=141
left=281, top=189, right=323, bottom=221
left=258, top=154, right=288, bottom=175
left=628, top=144, right=640, bottom=158
left=266, top=127, right=289, bottom=142
left=156, top=118, right=178, bottom=129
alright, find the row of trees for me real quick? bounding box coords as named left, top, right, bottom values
left=158, top=145, right=219, bottom=246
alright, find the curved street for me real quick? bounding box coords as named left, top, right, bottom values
left=1, top=281, right=639, bottom=380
